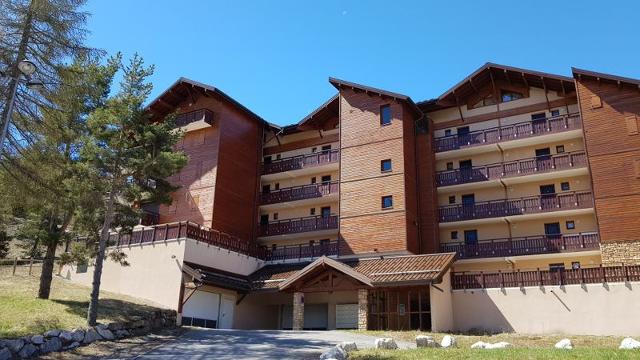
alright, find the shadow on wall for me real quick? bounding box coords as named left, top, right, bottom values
left=452, top=289, right=516, bottom=334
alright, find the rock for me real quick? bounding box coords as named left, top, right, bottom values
left=319, top=345, right=347, bottom=360
left=488, top=342, right=512, bottom=349
left=18, top=343, right=37, bottom=359
left=555, top=339, right=573, bottom=349
left=374, top=338, right=398, bottom=350
left=3, top=339, right=24, bottom=353
left=337, top=341, right=358, bottom=353
left=114, top=329, right=130, bottom=339
left=107, top=322, right=124, bottom=331
left=40, top=337, right=62, bottom=354
left=0, top=347, right=11, bottom=360
left=471, top=341, right=489, bottom=349
left=30, top=335, right=44, bottom=345
left=441, top=335, right=457, bottom=348
left=83, top=328, right=102, bottom=344
left=71, top=329, right=85, bottom=342
left=95, top=326, right=115, bottom=340
left=44, top=329, right=61, bottom=338
left=620, top=337, right=640, bottom=349
left=64, top=342, right=80, bottom=350
left=416, top=335, right=439, bottom=348
left=59, top=331, right=74, bottom=343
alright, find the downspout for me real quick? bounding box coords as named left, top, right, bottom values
left=413, top=112, right=426, bottom=254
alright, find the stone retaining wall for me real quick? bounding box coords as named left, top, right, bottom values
left=0, top=310, right=177, bottom=359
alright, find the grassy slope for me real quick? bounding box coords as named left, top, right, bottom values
left=346, top=331, right=636, bottom=360
left=0, top=265, right=166, bottom=338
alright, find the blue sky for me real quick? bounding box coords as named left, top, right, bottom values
left=84, top=1, right=639, bottom=126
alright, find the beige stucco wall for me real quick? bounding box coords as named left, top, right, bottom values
left=262, top=170, right=339, bottom=190
left=183, top=239, right=264, bottom=276
left=430, top=271, right=454, bottom=332
left=452, top=281, right=640, bottom=336
left=452, top=253, right=602, bottom=273
left=260, top=201, right=339, bottom=221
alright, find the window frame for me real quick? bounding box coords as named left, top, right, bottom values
left=381, top=159, right=392, bottom=173
left=381, top=195, right=394, bottom=210
left=566, top=220, right=575, bottom=230
left=380, top=104, right=392, bottom=126
left=561, top=182, right=570, bottom=191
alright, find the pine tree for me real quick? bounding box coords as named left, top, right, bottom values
left=81, top=54, right=186, bottom=325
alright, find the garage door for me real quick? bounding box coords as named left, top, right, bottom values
left=304, top=303, right=328, bottom=330
left=335, top=304, right=358, bottom=329
left=182, top=290, right=220, bottom=328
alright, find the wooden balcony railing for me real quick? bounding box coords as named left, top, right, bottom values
left=140, top=210, right=160, bottom=226
left=261, top=182, right=339, bottom=205
left=174, top=109, right=214, bottom=128
left=434, top=113, right=582, bottom=153
left=436, top=151, right=587, bottom=187
left=441, top=232, right=599, bottom=260
left=439, top=191, right=593, bottom=222
left=452, top=264, right=640, bottom=290
left=264, top=240, right=340, bottom=261
left=262, top=149, right=340, bottom=175
left=259, top=215, right=339, bottom=237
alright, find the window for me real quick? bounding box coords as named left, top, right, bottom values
left=321, top=206, right=331, bottom=218
left=311, top=177, right=316, bottom=184
left=556, top=145, right=565, bottom=154
left=464, top=230, right=478, bottom=245
left=273, top=213, right=279, bottom=220
left=566, top=220, right=575, bottom=230
left=321, top=175, right=332, bottom=184
left=310, top=208, right=316, bottom=216
left=571, top=261, right=581, bottom=270
left=275, top=183, right=280, bottom=190
left=444, top=129, right=452, bottom=136
left=311, top=147, right=317, bottom=153
left=551, top=109, right=561, bottom=117
left=501, top=90, right=523, bottom=103
left=446, top=162, right=454, bottom=170
left=321, top=144, right=332, bottom=152
left=260, top=215, right=269, bottom=225
left=381, top=159, right=392, bottom=172
left=262, top=185, right=270, bottom=194
left=448, top=196, right=455, bottom=204
left=561, top=182, right=570, bottom=191
left=471, top=94, right=496, bottom=109
left=451, top=231, right=458, bottom=240
left=380, top=104, right=392, bottom=126
left=276, top=154, right=281, bottom=160
left=381, top=195, right=393, bottom=209
left=549, top=263, right=565, bottom=272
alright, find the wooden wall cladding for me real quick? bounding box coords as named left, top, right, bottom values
left=576, top=77, right=640, bottom=244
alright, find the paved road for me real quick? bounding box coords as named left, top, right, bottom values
left=133, top=328, right=414, bottom=359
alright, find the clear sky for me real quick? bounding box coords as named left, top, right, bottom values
left=83, top=0, right=639, bottom=126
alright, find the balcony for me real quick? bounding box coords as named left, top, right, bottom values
left=140, top=210, right=160, bottom=226
left=434, top=113, right=582, bottom=153
left=261, top=182, right=339, bottom=205
left=174, top=109, right=214, bottom=132
left=262, top=149, right=340, bottom=176
left=436, top=151, right=588, bottom=187
left=258, top=215, right=339, bottom=238
left=441, top=232, right=600, bottom=260
left=264, top=240, right=340, bottom=262
left=439, top=191, right=593, bottom=223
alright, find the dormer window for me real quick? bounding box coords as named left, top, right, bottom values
left=501, top=90, right=523, bottom=103
left=471, top=94, right=496, bottom=109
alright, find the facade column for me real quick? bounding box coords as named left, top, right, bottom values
left=293, top=292, right=304, bottom=331
left=357, top=288, right=369, bottom=331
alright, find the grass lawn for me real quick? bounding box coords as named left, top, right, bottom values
left=0, top=264, right=166, bottom=338
left=345, top=331, right=636, bottom=359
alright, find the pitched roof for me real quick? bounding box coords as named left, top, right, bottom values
left=250, top=253, right=456, bottom=290
left=146, top=77, right=275, bottom=128
left=572, top=67, right=640, bottom=88
left=329, top=77, right=423, bottom=117
left=296, top=94, right=339, bottom=131
left=278, top=256, right=374, bottom=291
left=183, top=262, right=251, bottom=292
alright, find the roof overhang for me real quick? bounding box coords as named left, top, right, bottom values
left=572, top=67, right=640, bottom=88
left=183, top=262, right=251, bottom=293
left=278, top=256, right=374, bottom=291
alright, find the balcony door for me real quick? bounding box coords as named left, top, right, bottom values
left=320, top=206, right=331, bottom=218
left=459, top=159, right=473, bottom=182
left=535, top=148, right=552, bottom=172
left=464, top=230, right=478, bottom=245
left=461, top=194, right=475, bottom=219
left=260, top=215, right=269, bottom=225
left=544, top=222, right=562, bottom=250
left=457, top=126, right=470, bottom=146
left=531, top=113, right=547, bottom=134
left=539, top=184, right=557, bottom=210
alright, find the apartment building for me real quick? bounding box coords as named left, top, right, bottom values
left=62, top=63, right=640, bottom=335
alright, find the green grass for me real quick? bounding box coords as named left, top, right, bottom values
left=0, top=265, right=166, bottom=338
left=346, top=331, right=634, bottom=359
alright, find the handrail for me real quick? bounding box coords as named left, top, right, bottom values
left=259, top=215, right=339, bottom=237
left=174, top=109, right=214, bottom=128
left=261, top=182, right=339, bottom=205
left=262, top=149, right=340, bottom=175
left=264, top=240, right=340, bottom=261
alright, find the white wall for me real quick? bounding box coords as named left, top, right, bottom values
left=430, top=271, right=454, bottom=332
left=183, top=240, right=264, bottom=276
left=452, top=282, right=640, bottom=336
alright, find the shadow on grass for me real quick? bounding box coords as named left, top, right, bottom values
left=51, top=298, right=162, bottom=323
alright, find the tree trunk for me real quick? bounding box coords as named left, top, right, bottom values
left=37, top=239, right=57, bottom=299
left=86, top=190, right=116, bottom=326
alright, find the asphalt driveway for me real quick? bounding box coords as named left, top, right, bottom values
left=133, top=328, right=414, bottom=359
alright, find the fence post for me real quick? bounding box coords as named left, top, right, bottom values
left=481, top=271, right=485, bottom=289
left=601, top=264, right=606, bottom=284
left=499, top=270, right=504, bottom=289
left=12, top=258, right=18, bottom=276
left=538, top=267, right=543, bottom=287
left=28, top=258, right=33, bottom=276
left=623, top=263, right=629, bottom=282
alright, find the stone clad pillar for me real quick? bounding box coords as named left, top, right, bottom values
left=358, top=289, right=368, bottom=330
left=293, top=292, right=304, bottom=331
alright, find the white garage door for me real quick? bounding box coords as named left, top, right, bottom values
left=182, top=290, right=220, bottom=328
left=304, top=303, right=328, bottom=330
left=335, top=304, right=358, bottom=329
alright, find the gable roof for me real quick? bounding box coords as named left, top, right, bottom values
left=146, top=77, right=275, bottom=128
left=329, top=77, right=423, bottom=117
left=296, top=94, right=339, bottom=131
left=421, top=62, right=576, bottom=111
left=572, top=67, right=640, bottom=88
left=278, top=256, right=374, bottom=291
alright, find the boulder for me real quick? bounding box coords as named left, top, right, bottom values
left=441, top=335, right=457, bottom=348
left=59, top=331, right=74, bottom=344
left=3, top=339, right=24, bottom=353
left=374, top=338, right=398, bottom=350
left=18, top=343, right=37, bottom=359
left=471, top=341, right=489, bottom=349
left=95, top=326, right=115, bottom=340
left=319, top=345, right=347, bottom=360
left=83, top=328, right=102, bottom=344
left=115, top=329, right=130, bottom=339
left=416, top=335, right=439, bottom=348
left=0, top=347, right=11, bottom=360
left=337, top=341, right=358, bottom=353
left=107, top=322, right=124, bottom=331
left=44, top=329, right=61, bottom=338
left=554, top=339, right=573, bottom=349
left=487, top=342, right=512, bottom=349
left=30, top=335, right=44, bottom=345
left=64, top=342, right=80, bottom=351
left=40, top=337, right=62, bottom=354
left=620, top=338, right=640, bottom=350
left=71, top=329, right=85, bottom=343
